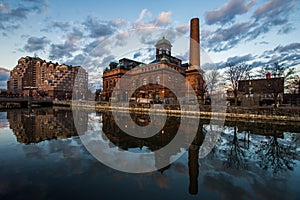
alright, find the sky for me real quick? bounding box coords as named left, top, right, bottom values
left=0, top=0, right=299, bottom=89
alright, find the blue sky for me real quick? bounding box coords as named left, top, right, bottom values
left=0, top=0, right=299, bottom=88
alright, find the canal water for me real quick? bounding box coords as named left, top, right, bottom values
left=0, top=108, right=299, bottom=199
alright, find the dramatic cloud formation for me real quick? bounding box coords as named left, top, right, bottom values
left=0, top=0, right=47, bottom=33
left=83, top=16, right=115, bottom=38
left=49, top=28, right=83, bottom=60
left=204, top=22, right=253, bottom=52
left=205, top=0, right=254, bottom=25
left=274, top=43, right=300, bottom=53
left=261, top=42, right=300, bottom=68
left=203, top=0, right=298, bottom=52
left=23, top=36, right=50, bottom=52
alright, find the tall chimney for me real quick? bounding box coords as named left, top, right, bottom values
left=189, top=18, right=200, bottom=69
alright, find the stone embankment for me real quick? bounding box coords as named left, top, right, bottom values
left=63, top=101, right=300, bottom=122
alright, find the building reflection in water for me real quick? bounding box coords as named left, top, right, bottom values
left=7, top=108, right=88, bottom=144
left=101, top=111, right=207, bottom=195
left=5, top=108, right=299, bottom=196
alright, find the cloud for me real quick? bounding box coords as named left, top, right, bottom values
left=0, top=67, right=9, bottom=89
left=245, top=0, right=297, bottom=40
left=0, top=0, right=47, bottom=33
left=115, top=30, right=130, bottom=47
left=205, top=0, right=254, bottom=25
left=132, top=10, right=176, bottom=48
left=135, top=9, right=151, bottom=23
left=261, top=43, right=300, bottom=68
left=100, top=55, right=115, bottom=68
left=23, top=36, right=50, bottom=52
left=252, top=0, right=296, bottom=22
left=176, top=24, right=189, bottom=34
left=274, top=43, right=300, bottom=53
left=49, top=43, right=75, bottom=61
left=110, top=19, right=127, bottom=27
left=66, top=54, right=87, bottom=66
left=51, top=21, right=72, bottom=32
left=83, top=16, right=115, bottom=38
left=83, top=39, right=111, bottom=58
left=49, top=28, right=84, bottom=60
left=203, top=0, right=297, bottom=52
left=226, top=54, right=254, bottom=64
left=204, top=21, right=253, bottom=52
left=155, top=11, right=171, bottom=26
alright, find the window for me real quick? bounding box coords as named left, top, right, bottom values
left=159, top=48, right=162, bottom=54
left=156, top=76, right=160, bottom=84
left=142, top=78, right=147, bottom=86
left=168, top=76, right=171, bottom=82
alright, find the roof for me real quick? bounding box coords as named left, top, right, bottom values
left=155, top=37, right=172, bottom=47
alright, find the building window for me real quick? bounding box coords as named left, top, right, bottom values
left=168, top=76, right=171, bottom=82
left=143, top=78, right=147, bottom=86
left=156, top=76, right=160, bottom=84
left=109, top=80, right=112, bottom=87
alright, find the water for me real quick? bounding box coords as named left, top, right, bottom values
left=0, top=108, right=299, bottom=200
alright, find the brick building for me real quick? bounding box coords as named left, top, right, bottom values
left=7, top=56, right=88, bottom=100
left=102, top=18, right=205, bottom=103
left=238, top=77, right=284, bottom=106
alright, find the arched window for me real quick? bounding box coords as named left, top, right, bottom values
left=109, top=80, right=112, bottom=87
left=156, top=76, right=160, bottom=84
left=149, top=76, right=153, bottom=84
left=142, top=78, right=147, bottom=86
left=159, top=48, right=162, bottom=54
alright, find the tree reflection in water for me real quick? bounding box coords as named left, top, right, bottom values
left=2, top=108, right=300, bottom=199
left=256, top=135, right=297, bottom=174
left=223, top=126, right=248, bottom=170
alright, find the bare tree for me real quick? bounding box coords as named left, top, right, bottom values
left=257, top=62, right=295, bottom=106
left=205, top=70, right=220, bottom=95
left=285, top=74, right=300, bottom=94
left=258, top=62, right=294, bottom=78
left=225, top=63, right=252, bottom=106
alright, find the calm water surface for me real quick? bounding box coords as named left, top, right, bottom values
left=0, top=108, right=299, bottom=200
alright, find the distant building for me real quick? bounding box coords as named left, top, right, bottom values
left=102, top=18, right=205, bottom=103
left=7, top=56, right=88, bottom=100
left=238, top=77, right=284, bottom=106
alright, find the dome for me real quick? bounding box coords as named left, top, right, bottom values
left=155, top=36, right=172, bottom=47
left=160, top=57, right=169, bottom=62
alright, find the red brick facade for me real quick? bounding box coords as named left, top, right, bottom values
left=102, top=36, right=205, bottom=103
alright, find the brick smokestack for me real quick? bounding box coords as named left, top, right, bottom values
left=189, top=18, right=200, bottom=69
